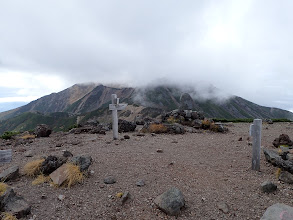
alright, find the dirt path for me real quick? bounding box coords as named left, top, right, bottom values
left=1, top=122, right=293, bottom=219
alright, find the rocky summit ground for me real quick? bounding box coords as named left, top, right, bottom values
left=1, top=123, right=293, bottom=220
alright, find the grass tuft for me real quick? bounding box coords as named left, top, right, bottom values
left=276, top=168, right=282, bottom=179
left=32, top=174, right=51, bottom=185
left=63, top=163, right=84, bottom=188
left=1, top=212, right=17, bottom=220
left=23, top=159, right=45, bottom=177
left=148, top=124, right=168, bottom=134
left=0, top=182, right=8, bottom=196
left=21, top=134, right=36, bottom=139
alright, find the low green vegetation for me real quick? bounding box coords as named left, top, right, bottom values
left=212, top=118, right=292, bottom=123
left=0, top=131, right=19, bottom=140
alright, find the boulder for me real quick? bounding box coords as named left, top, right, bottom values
left=263, top=148, right=293, bottom=174
left=192, top=119, right=202, bottom=129
left=34, top=124, right=52, bottom=138
left=273, top=134, right=293, bottom=147
left=154, top=187, right=185, bottom=216
left=261, top=181, right=277, bottom=193
left=118, top=119, right=136, bottom=132
left=69, top=155, right=92, bottom=172
left=0, top=166, right=19, bottom=182
left=265, top=119, right=274, bottom=124
left=40, top=156, right=67, bottom=175
left=261, top=203, right=293, bottom=220
left=279, top=171, right=293, bottom=184
left=191, top=111, right=204, bottom=120
left=165, top=123, right=185, bottom=134
left=0, top=188, right=31, bottom=218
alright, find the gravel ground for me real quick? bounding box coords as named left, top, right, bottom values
left=1, top=122, right=293, bottom=220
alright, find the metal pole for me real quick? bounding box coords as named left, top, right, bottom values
left=251, top=119, right=262, bottom=171
left=111, top=94, right=118, bottom=140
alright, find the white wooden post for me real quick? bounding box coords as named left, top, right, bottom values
left=109, top=94, right=127, bottom=140
left=250, top=119, right=262, bottom=171
left=0, top=149, right=12, bottom=164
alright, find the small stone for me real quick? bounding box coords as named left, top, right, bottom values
left=136, top=180, right=145, bottom=187
left=151, top=133, right=156, bottom=136
left=63, top=150, right=73, bottom=158
left=124, top=135, right=130, bottom=139
left=157, top=149, right=163, bottom=153
left=41, top=194, right=47, bottom=199
left=218, top=202, right=229, bottom=214
left=90, top=170, right=95, bottom=175
left=121, top=192, right=130, bottom=205
left=55, top=143, right=63, bottom=147
left=261, top=181, right=277, bottom=193
left=154, top=187, right=185, bottom=216
left=106, top=141, right=111, bottom=144
left=24, top=150, right=33, bottom=157
left=238, top=137, right=243, bottom=141
left=104, top=176, right=116, bottom=184
left=171, top=140, right=178, bottom=144
left=58, top=195, right=65, bottom=201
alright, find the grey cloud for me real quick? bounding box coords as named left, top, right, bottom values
left=0, top=0, right=293, bottom=110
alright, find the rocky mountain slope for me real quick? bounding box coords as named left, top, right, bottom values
left=0, top=83, right=293, bottom=134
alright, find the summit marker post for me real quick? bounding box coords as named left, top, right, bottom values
left=109, top=94, right=127, bottom=140
left=249, top=119, right=262, bottom=171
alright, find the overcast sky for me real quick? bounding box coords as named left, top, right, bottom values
left=1, top=0, right=293, bottom=112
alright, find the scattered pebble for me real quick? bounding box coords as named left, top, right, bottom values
left=124, top=135, right=130, bottom=139
left=136, top=179, right=145, bottom=187
left=104, top=176, right=116, bottom=184
left=218, top=202, right=229, bottom=214
left=58, top=195, right=65, bottom=201
left=157, top=149, right=163, bottom=153
left=24, top=150, right=33, bottom=157
left=121, top=192, right=130, bottom=205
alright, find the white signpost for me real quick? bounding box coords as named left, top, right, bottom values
left=249, top=119, right=262, bottom=171
left=109, top=94, right=128, bottom=140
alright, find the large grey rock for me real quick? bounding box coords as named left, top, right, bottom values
left=69, top=155, right=92, bottom=172
left=261, top=181, right=277, bottom=193
left=279, top=171, right=293, bottom=184
left=263, top=148, right=293, bottom=174
left=154, top=187, right=185, bottom=216
left=0, top=166, right=19, bottom=182
left=118, top=119, right=136, bottom=132
left=0, top=188, right=31, bottom=218
left=165, top=123, right=185, bottom=134
left=261, top=203, right=293, bottom=220
left=34, top=124, right=52, bottom=138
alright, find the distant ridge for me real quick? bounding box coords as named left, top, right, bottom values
left=0, top=83, right=292, bottom=134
